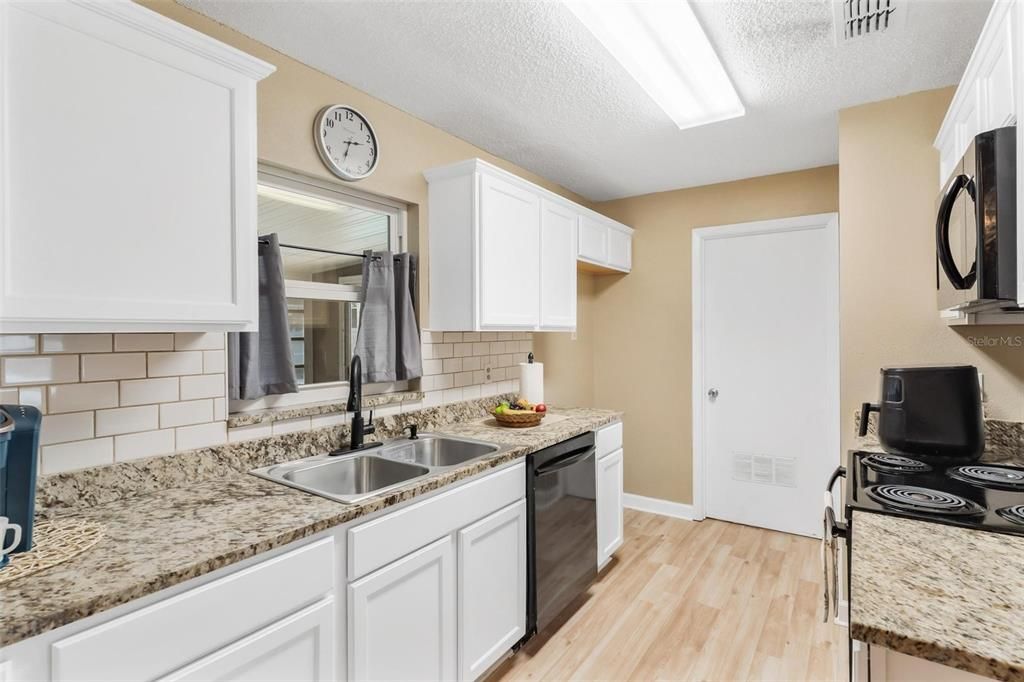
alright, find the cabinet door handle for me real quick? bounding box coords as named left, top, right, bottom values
left=707, top=388, right=719, bottom=400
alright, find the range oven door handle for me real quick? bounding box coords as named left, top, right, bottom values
left=535, top=446, right=594, bottom=476
left=935, top=172, right=977, bottom=290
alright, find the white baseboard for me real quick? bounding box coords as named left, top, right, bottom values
left=622, top=493, right=697, bottom=520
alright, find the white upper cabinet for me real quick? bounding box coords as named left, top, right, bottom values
left=540, top=200, right=578, bottom=330
left=934, top=0, right=1016, bottom=186
left=578, top=216, right=609, bottom=264
left=478, top=173, right=541, bottom=329
left=578, top=214, right=633, bottom=274
left=425, top=158, right=632, bottom=332
left=0, top=0, right=274, bottom=333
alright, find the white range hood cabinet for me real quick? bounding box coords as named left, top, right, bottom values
left=424, top=158, right=633, bottom=332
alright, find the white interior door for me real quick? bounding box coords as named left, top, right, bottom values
left=695, top=213, right=838, bottom=538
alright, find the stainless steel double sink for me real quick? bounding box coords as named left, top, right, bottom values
left=250, top=433, right=507, bottom=504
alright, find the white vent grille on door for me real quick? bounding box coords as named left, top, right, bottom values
left=834, top=0, right=906, bottom=42
left=732, top=453, right=797, bottom=488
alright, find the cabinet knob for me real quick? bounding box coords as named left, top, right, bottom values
left=707, top=388, right=719, bottom=400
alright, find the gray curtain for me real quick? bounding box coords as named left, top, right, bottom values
left=228, top=234, right=299, bottom=400
left=395, top=253, right=423, bottom=380
left=353, top=251, right=423, bottom=383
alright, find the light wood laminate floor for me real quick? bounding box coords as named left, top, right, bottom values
left=491, top=510, right=846, bottom=681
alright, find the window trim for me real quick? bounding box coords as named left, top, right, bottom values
left=230, top=164, right=411, bottom=416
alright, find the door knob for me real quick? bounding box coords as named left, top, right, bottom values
left=707, top=388, right=719, bottom=400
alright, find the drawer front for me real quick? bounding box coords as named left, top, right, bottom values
left=596, top=421, right=623, bottom=458
left=52, top=537, right=334, bottom=682
left=348, top=462, right=525, bottom=581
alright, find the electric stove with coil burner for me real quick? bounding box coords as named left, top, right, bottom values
left=845, top=450, right=1024, bottom=536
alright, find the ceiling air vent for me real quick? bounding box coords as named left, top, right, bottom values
left=834, top=0, right=906, bottom=42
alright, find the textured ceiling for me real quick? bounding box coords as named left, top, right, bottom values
left=182, top=0, right=992, bottom=201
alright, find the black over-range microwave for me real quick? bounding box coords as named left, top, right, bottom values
left=936, top=126, right=1017, bottom=312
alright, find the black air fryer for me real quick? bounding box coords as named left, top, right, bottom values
left=859, top=365, right=984, bottom=461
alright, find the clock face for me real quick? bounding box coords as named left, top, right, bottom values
left=314, top=105, right=379, bottom=181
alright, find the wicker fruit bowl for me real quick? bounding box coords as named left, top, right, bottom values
left=491, top=409, right=545, bottom=428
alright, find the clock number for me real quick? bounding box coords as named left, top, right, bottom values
left=345, top=110, right=354, bottom=121
left=325, top=118, right=334, bottom=128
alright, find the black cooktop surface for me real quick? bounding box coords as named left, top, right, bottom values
left=846, top=450, right=1024, bottom=536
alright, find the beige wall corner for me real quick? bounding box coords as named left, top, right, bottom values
left=585, top=167, right=840, bottom=504
left=839, top=87, right=1024, bottom=456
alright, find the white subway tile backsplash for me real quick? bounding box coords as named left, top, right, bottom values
left=160, top=399, right=213, bottom=428
left=17, top=386, right=46, bottom=413
left=2, top=355, right=79, bottom=386
left=41, top=334, right=112, bottom=354
left=203, top=350, right=226, bottom=374
left=3, top=329, right=532, bottom=471
left=48, top=382, right=118, bottom=413
left=148, top=351, right=203, bottom=377
left=114, top=334, right=174, bottom=352
left=120, top=377, right=179, bottom=406
left=174, top=332, right=225, bottom=351
left=41, top=438, right=113, bottom=475
left=310, top=413, right=347, bottom=429
left=227, top=423, right=273, bottom=443
left=114, top=429, right=176, bottom=461
left=40, top=412, right=94, bottom=446
left=271, top=417, right=311, bottom=435
left=175, top=422, right=226, bottom=450
left=81, top=353, right=147, bottom=381
left=180, top=373, right=225, bottom=400
left=228, top=423, right=273, bottom=443
left=0, top=335, right=38, bottom=355
left=96, top=405, right=159, bottom=437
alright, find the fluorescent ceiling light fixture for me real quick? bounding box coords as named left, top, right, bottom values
left=564, top=0, right=744, bottom=130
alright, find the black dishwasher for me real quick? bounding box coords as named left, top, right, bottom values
left=526, top=431, right=597, bottom=638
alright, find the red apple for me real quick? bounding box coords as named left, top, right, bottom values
left=535, top=404, right=547, bottom=413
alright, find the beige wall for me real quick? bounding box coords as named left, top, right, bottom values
left=143, top=1, right=593, bottom=326
left=839, top=87, right=1024, bottom=455
left=538, top=167, right=840, bottom=504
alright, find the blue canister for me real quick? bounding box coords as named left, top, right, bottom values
left=0, top=405, right=41, bottom=555
left=0, top=408, right=13, bottom=569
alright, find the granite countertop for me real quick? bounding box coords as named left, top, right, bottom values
left=851, top=511, right=1024, bottom=681
left=0, top=406, right=620, bottom=648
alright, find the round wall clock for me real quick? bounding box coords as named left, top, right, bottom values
left=313, top=105, right=379, bottom=181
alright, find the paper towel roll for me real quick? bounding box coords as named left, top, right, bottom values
left=519, top=362, right=544, bottom=405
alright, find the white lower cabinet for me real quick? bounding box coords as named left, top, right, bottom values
left=51, top=538, right=336, bottom=682
left=457, top=499, right=527, bottom=681
left=161, top=597, right=335, bottom=682
left=348, top=462, right=527, bottom=682
left=349, top=536, right=457, bottom=681
left=597, top=448, right=625, bottom=568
